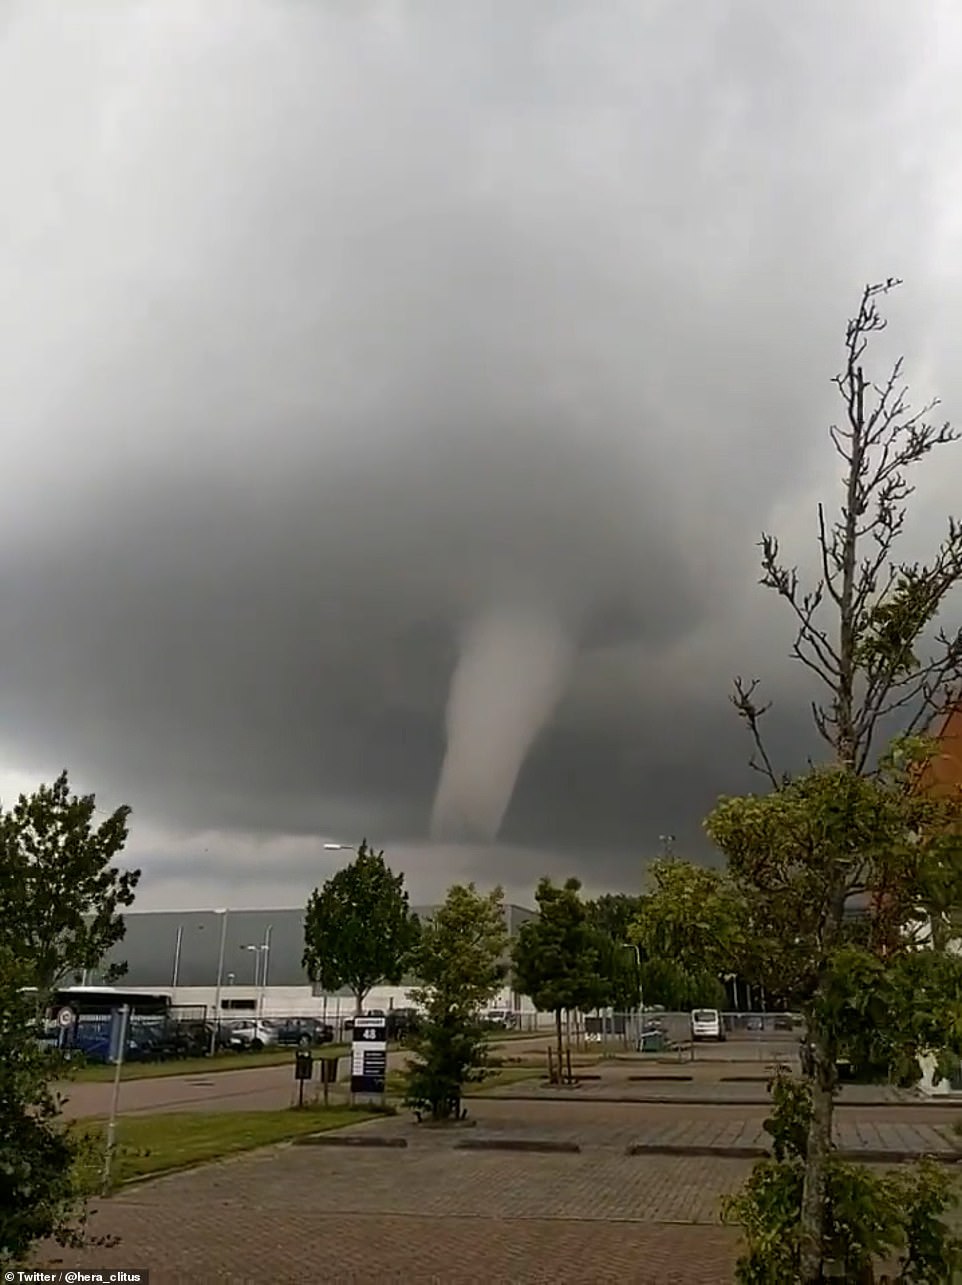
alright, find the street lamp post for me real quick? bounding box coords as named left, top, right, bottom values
left=241, top=932, right=272, bottom=1019
left=622, top=943, right=643, bottom=1047
left=260, top=924, right=272, bottom=1019
left=241, top=944, right=261, bottom=987
left=209, top=909, right=229, bottom=1056
left=318, top=846, right=351, bottom=1016
left=171, top=924, right=184, bottom=989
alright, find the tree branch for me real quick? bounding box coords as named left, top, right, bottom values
left=731, top=678, right=782, bottom=789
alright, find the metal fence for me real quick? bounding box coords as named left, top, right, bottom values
left=540, top=1009, right=803, bottom=1058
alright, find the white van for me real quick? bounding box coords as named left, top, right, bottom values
left=690, top=1008, right=724, bottom=1042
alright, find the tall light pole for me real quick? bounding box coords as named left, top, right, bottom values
left=319, top=846, right=350, bottom=1019
left=241, top=932, right=272, bottom=1018
left=241, top=944, right=262, bottom=987
left=260, top=924, right=272, bottom=1019
left=171, top=924, right=184, bottom=989
left=209, top=908, right=229, bottom=1055
left=622, top=943, right=643, bottom=1047
left=622, top=942, right=643, bottom=1006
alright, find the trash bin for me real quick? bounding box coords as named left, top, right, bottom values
left=638, top=1029, right=666, bottom=1053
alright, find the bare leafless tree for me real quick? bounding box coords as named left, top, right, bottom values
left=730, top=280, right=962, bottom=1281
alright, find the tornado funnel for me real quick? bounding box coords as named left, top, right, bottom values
left=430, top=605, right=575, bottom=842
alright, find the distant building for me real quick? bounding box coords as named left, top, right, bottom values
left=89, top=902, right=538, bottom=1020
left=913, top=702, right=962, bottom=1096
left=919, top=703, right=962, bottom=798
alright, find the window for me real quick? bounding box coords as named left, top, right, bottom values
left=221, top=998, right=256, bottom=1011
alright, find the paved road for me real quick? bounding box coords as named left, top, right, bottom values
left=58, top=1035, right=553, bottom=1119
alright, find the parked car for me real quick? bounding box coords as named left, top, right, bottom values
left=385, top=1008, right=421, bottom=1042
left=275, top=1019, right=335, bottom=1047
left=484, top=1008, right=518, bottom=1030
left=690, top=1008, right=725, bottom=1042
left=171, top=1020, right=216, bottom=1058
left=228, top=1020, right=278, bottom=1051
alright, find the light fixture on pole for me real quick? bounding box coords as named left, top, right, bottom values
left=323, top=842, right=352, bottom=851
left=209, top=908, right=229, bottom=1056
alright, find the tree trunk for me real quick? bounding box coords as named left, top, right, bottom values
left=554, top=1008, right=564, bottom=1085
left=799, top=1028, right=838, bottom=1283
left=354, top=990, right=366, bottom=1016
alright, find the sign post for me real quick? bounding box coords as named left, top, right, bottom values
left=294, top=1046, right=313, bottom=1108
left=101, top=1003, right=130, bottom=1195
left=318, top=1052, right=340, bottom=1107
left=350, top=1015, right=387, bottom=1104
left=56, top=1004, right=76, bottom=1054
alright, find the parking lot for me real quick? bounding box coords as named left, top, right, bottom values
left=45, top=1108, right=749, bottom=1283
left=47, top=1033, right=962, bottom=1281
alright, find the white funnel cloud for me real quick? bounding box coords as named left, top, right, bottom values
left=431, top=605, right=575, bottom=841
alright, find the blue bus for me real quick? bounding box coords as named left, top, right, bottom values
left=45, top=985, right=173, bottom=1063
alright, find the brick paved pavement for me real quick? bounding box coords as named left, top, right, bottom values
left=483, top=1073, right=947, bottom=1108
left=43, top=1143, right=747, bottom=1283
left=39, top=1095, right=962, bottom=1282
left=387, top=1097, right=962, bottom=1159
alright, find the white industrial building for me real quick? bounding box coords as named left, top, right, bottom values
left=89, top=903, right=541, bottom=1022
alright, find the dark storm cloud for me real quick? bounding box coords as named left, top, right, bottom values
left=1, top=1, right=961, bottom=902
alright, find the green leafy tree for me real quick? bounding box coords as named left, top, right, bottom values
left=584, top=893, right=645, bottom=943
left=512, top=876, right=601, bottom=1081
left=628, top=858, right=743, bottom=1010
left=591, top=930, right=640, bottom=1016
left=584, top=895, right=646, bottom=1020
left=0, top=950, right=83, bottom=1262
left=630, top=858, right=744, bottom=974
left=637, top=957, right=727, bottom=1012
left=402, top=884, right=508, bottom=1121
left=303, top=839, right=419, bottom=1014
left=709, top=280, right=962, bottom=1282
left=0, top=772, right=137, bottom=991
left=723, top=1070, right=962, bottom=1282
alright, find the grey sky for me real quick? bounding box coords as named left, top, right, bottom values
left=1, top=2, right=961, bottom=910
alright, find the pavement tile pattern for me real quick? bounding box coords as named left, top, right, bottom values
left=44, top=1145, right=747, bottom=1284
left=39, top=1041, right=962, bottom=1283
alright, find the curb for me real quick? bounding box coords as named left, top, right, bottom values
left=625, top=1143, right=962, bottom=1164
left=627, top=1142, right=768, bottom=1159
left=454, top=1138, right=581, bottom=1154
left=293, top=1134, right=408, bottom=1148
left=627, top=1075, right=693, bottom=1082
left=474, top=1090, right=959, bottom=1109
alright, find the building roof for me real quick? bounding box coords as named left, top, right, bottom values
left=95, top=903, right=537, bottom=991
